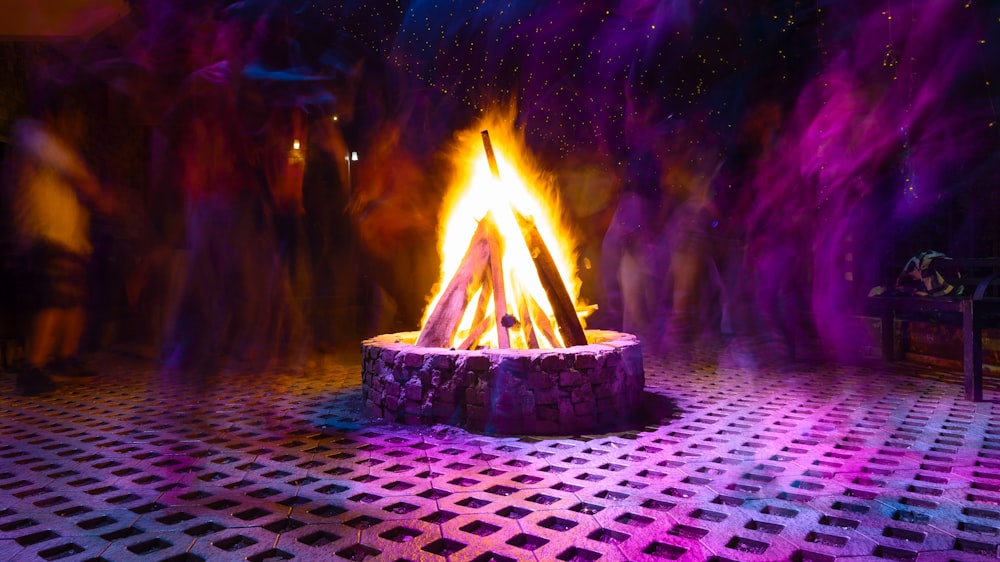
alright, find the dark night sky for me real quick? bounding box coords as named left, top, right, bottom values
left=293, top=1, right=998, bottom=165
left=305, top=1, right=831, bottom=158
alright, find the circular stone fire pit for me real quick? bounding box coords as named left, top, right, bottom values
left=361, top=330, right=644, bottom=435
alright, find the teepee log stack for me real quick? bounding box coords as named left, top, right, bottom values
left=416, top=130, right=587, bottom=350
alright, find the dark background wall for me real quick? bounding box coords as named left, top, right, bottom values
left=0, top=1, right=997, bottom=363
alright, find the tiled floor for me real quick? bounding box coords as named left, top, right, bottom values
left=2, top=340, right=1000, bottom=561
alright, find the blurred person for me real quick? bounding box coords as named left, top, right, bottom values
left=600, top=87, right=672, bottom=340
left=7, top=98, right=115, bottom=395
left=237, top=3, right=340, bottom=364
left=301, top=111, right=358, bottom=347
left=707, top=102, right=784, bottom=344
left=553, top=150, right=619, bottom=327
left=730, top=100, right=821, bottom=361
left=600, top=150, right=668, bottom=339
left=746, top=215, right=817, bottom=361
left=660, top=148, right=725, bottom=347
left=160, top=8, right=275, bottom=373
left=349, top=122, right=441, bottom=335
left=251, top=104, right=313, bottom=365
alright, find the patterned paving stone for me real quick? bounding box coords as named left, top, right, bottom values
left=3, top=346, right=1000, bottom=560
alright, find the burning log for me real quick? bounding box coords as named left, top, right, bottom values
left=514, top=212, right=588, bottom=347
left=416, top=218, right=491, bottom=347
left=484, top=213, right=511, bottom=349
left=485, top=129, right=587, bottom=347
left=481, top=128, right=585, bottom=347
left=468, top=270, right=492, bottom=333
left=520, top=273, right=563, bottom=347
left=514, top=286, right=539, bottom=349
left=481, top=129, right=501, bottom=177
left=458, top=313, right=493, bottom=350
left=417, top=212, right=513, bottom=349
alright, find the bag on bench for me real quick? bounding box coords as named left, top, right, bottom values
left=894, top=250, right=963, bottom=297
left=868, top=250, right=963, bottom=298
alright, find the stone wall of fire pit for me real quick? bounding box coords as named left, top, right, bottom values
left=361, top=330, right=644, bottom=435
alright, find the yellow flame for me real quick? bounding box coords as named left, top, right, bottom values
left=421, top=109, right=586, bottom=348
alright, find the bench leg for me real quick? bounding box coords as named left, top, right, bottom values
left=880, top=310, right=895, bottom=360
left=962, top=300, right=983, bottom=402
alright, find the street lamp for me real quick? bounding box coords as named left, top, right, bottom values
left=345, top=150, right=358, bottom=193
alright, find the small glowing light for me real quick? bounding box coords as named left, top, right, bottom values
left=292, top=139, right=300, bottom=150
left=332, top=115, right=339, bottom=122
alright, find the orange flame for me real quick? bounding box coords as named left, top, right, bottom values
left=420, top=110, right=588, bottom=349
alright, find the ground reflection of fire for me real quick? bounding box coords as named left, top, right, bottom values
left=418, top=112, right=593, bottom=350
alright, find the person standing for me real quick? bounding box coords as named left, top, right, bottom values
left=8, top=98, right=114, bottom=395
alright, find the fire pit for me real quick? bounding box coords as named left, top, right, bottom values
left=361, top=114, right=644, bottom=435
left=361, top=330, right=643, bottom=435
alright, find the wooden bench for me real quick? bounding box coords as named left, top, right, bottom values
left=870, top=257, right=1000, bottom=401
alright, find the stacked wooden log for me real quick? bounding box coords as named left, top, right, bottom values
left=416, top=130, right=587, bottom=350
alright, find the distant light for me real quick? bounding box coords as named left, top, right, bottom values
left=332, top=115, right=339, bottom=122
left=292, top=139, right=300, bottom=150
